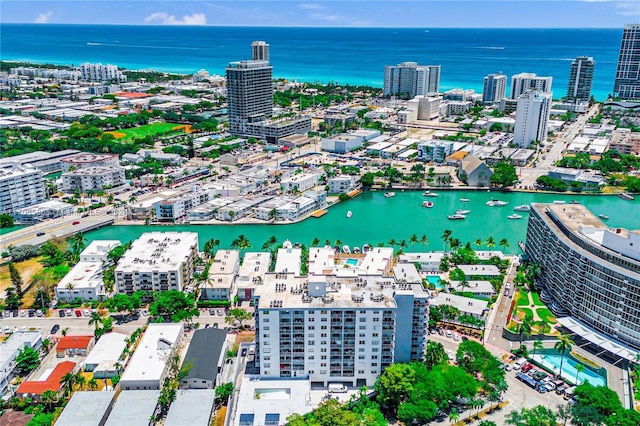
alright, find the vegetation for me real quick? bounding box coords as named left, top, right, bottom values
left=149, top=290, right=199, bottom=323
left=491, top=162, right=519, bottom=188
left=15, top=346, right=40, bottom=375
left=0, top=213, right=15, bottom=228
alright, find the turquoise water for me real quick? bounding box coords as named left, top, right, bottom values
left=0, top=25, right=620, bottom=100
left=426, top=276, right=445, bottom=289
left=345, top=258, right=358, bottom=267
left=531, top=350, right=607, bottom=387
left=83, top=190, right=638, bottom=253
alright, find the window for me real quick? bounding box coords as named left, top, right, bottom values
left=263, top=318, right=269, bottom=323
left=264, top=363, right=271, bottom=368
left=359, top=340, right=365, bottom=344
left=308, top=355, right=315, bottom=360
left=372, top=363, right=378, bottom=366
left=308, top=326, right=315, bottom=330
left=321, top=355, right=327, bottom=360
left=263, top=326, right=270, bottom=331
left=263, top=334, right=270, bottom=338
left=308, top=333, right=315, bottom=338
left=372, top=355, right=378, bottom=359
left=321, top=326, right=327, bottom=330
left=264, top=356, right=270, bottom=361
left=321, top=348, right=327, bottom=353
left=308, top=341, right=315, bottom=345
left=321, top=341, right=327, bottom=345
left=321, top=363, right=327, bottom=367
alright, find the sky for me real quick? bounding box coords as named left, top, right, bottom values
left=1, top=0, right=639, bottom=27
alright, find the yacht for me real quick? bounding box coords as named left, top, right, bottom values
left=599, top=214, right=609, bottom=220
left=362, top=244, right=371, bottom=253
left=507, top=214, right=523, bottom=220
left=352, top=247, right=361, bottom=254
left=422, top=201, right=434, bottom=208
left=619, top=192, right=635, bottom=201
left=423, top=191, right=438, bottom=197
left=486, top=200, right=508, bottom=207
left=455, top=209, right=471, bottom=215
left=342, top=245, right=351, bottom=254
left=384, top=192, right=396, bottom=198
left=514, top=205, right=531, bottom=212
left=553, top=200, right=566, bottom=204
left=346, top=211, right=352, bottom=218
left=460, top=198, right=470, bottom=202
left=448, top=214, right=466, bottom=220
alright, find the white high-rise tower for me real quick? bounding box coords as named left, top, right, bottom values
left=514, top=91, right=552, bottom=148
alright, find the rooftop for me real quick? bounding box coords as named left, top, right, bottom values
left=80, top=240, right=121, bottom=261
left=237, top=252, right=271, bottom=284
left=116, top=232, right=198, bottom=273
left=56, top=336, right=94, bottom=350
left=56, top=261, right=104, bottom=291
left=430, top=293, right=488, bottom=317
left=457, top=264, right=501, bottom=276
left=104, top=390, right=160, bottom=426
left=449, top=280, right=496, bottom=295
left=17, top=361, right=76, bottom=395
left=61, top=152, right=118, bottom=164
left=82, top=333, right=127, bottom=369
left=54, top=391, right=116, bottom=426
left=165, top=390, right=216, bottom=426
left=182, top=329, right=227, bottom=383
left=0, top=331, right=42, bottom=369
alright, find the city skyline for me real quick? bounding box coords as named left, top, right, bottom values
left=1, top=1, right=639, bottom=28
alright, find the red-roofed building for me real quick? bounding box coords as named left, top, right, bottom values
left=114, top=92, right=152, bottom=99
left=17, top=361, right=76, bottom=399
left=56, top=335, right=95, bottom=358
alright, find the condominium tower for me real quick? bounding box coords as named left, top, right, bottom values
left=79, top=63, right=126, bottom=83
left=613, top=24, right=640, bottom=100
left=525, top=204, right=640, bottom=358
left=0, top=164, right=45, bottom=215
left=483, top=72, right=507, bottom=104
left=251, top=41, right=269, bottom=61
left=567, top=56, right=595, bottom=103
left=510, top=73, right=553, bottom=99
left=383, top=62, right=440, bottom=98
left=513, top=91, right=551, bottom=148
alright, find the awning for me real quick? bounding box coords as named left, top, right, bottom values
left=556, top=317, right=638, bottom=362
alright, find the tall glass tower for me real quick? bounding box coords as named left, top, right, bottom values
left=567, top=56, right=595, bottom=102
left=614, top=24, right=640, bottom=100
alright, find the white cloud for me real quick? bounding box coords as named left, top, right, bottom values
left=298, top=3, right=323, bottom=10
left=309, top=12, right=369, bottom=26
left=144, top=12, right=207, bottom=25
left=616, top=2, right=640, bottom=16
left=34, top=11, right=53, bottom=24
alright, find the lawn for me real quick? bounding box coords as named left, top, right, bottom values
left=531, top=291, right=546, bottom=307
left=515, top=290, right=530, bottom=307
left=537, top=308, right=558, bottom=325
left=105, top=122, right=190, bottom=141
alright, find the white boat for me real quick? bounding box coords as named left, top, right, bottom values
left=352, top=247, right=361, bottom=254
left=508, top=214, right=523, bottom=220
left=362, top=244, right=371, bottom=253
left=455, top=209, right=471, bottom=215
left=619, top=192, right=635, bottom=201
left=599, top=214, right=609, bottom=220
left=342, top=245, right=351, bottom=254
left=423, top=191, right=438, bottom=197
left=384, top=192, right=396, bottom=198
left=422, top=201, right=434, bottom=208
left=486, top=200, right=508, bottom=207
left=346, top=211, right=352, bottom=218
left=460, top=198, right=470, bottom=202
left=514, top=205, right=531, bottom=212
left=553, top=200, right=566, bottom=204
left=448, top=214, right=466, bottom=220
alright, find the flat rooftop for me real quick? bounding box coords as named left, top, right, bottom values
left=83, top=332, right=127, bottom=368
left=80, top=240, right=121, bottom=260
left=104, top=390, right=160, bottom=426
left=430, top=293, right=488, bottom=317
left=116, top=232, right=198, bottom=273
left=165, top=390, right=216, bottom=426
left=57, top=261, right=104, bottom=291
left=54, top=391, right=116, bottom=426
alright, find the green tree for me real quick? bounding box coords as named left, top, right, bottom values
left=420, top=234, right=429, bottom=252
left=506, top=405, right=557, bottom=426
left=572, top=383, right=622, bottom=419
left=533, top=339, right=544, bottom=359
left=574, top=363, right=585, bottom=385
left=442, top=229, right=453, bottom=252
left=88, top=311, right=103, bottom=331
left=490, top=162, right=518, bottom=188
left=214, top=382, right=234, bottom=408
left=60, top=372, right=76, bottom=396
left=8, top=262, right=24, bottom=297
left=554, top=332, right=574, bottom=378
left=424, top=340, right=448, bottom=369
left=224, top=308, right=253, bottom=328
left=409, top=234, right=418, bottom=252
left=40, top=389, right=57, bottom=413
left=149, top=290, right=199, bottom=323
left=15, top=346, right=40, bottom=375
left=0, top=213, right=15, bottom=228
left=374, top=363, right=415, bottom=412
left=230, top=234, right=252, bottom=255
left=449, top=408, right=460, bottom=424
left=517, top=313, right=534, bottom=347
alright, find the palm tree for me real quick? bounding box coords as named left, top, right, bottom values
left=449, top=408, right=460, bottom=425
left=88, top=311, right=103, bottom=331
left=485, top=236, right=496, bottom=249
left=554, top=332, right=575, bottom=378
left=499, top=238, right=510, bottom=253
left=203, top=238, right=220, bottom=259
left=517, top=313, right=534, bottom=347
left=60, top=372, right=76, bottom=396
left=450, top=238, right=461, bottom=252
left=475, top=399, right=485, bottom=417
left=387, top=238, right=397, bottom=249
left=324, top=239, right=331, bottom=247
left=75, top=373, right=86, bottom=390
left=88, top=378, right=98, bottom=391
left=41, top=338, right=52, bottom=353
left=128, top=194, right=137, bottom=204
left=409, top=234, right=418, bottom=252
left=262, top=236, right=277, bottom=251
left=441, top=230, right=452, bottom=252
left=533, top=339, right=544, bottom=359
left=574, top=363, right=585, bottom=385
left=398, top=239, right=408, bottom=254
left=474, top=238, right=484, bottom=250
left=311, top=238, right=320, bottom=247
left=231, top=235, right=252, bottom=256
left=487, top=390, right=500, bottom=412
left=41, top=389, right=57, bottom=412
left=420, top=234, right=428, bottom=252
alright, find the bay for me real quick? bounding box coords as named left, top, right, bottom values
left=1, top=25, right=620, bottom=100
left=83, top=190, right=638, bottom=254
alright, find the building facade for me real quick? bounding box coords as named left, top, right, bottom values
left=513, top=91, right=552, bottom=148
left=0, top=163, right=45, bottom=215
left=483, top=73, right=507, bottom=104
left=79, top=63, right=126, bottom=82
left=567, top=56, right=595, bottom=103
left=61, top=167, right=125, bottom=193
left=383, top=62, right=440, bottom=98
left=226, top=60, right=274, bottom=135
left=60, top=153, right=120, bottom=172
left=525, top=203, right=640, bottom=352
left=510, top=73, right=553, bottom=99
left=614, top=24, right=640, bottom=100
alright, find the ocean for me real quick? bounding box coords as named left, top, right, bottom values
left=1, top=25, right=621, bottom=100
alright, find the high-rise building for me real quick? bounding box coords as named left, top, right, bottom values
left=513, top=91, right=552, bottom=148
left=79, top=63, right=126, bottom=83
left=251, top=40, right=269, bottom=61
left=226, top=42, right=310, bottom=142
left=510, top=73, right=553, bottom=99
left=483, top=72, right=507, bottom=103
left=0, top=163, right=45, bottom=215
left=383, top=62, right=440, bottom=98
left=614, top=24, right=640, bottom=100
left=567, top=56, right=595, bottom=103
left=526, top=203, right=640, bottom=356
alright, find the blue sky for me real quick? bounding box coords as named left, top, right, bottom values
left=1, top=1, right=638, bottom=27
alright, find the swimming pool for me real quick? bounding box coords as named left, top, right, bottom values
left=254, top=388, right=291, bottom=400
left=531, top=349, right=606, bottom=387
left=426, top=275, right=446, bottom=289
left=345, top=258, right=358, bottom=267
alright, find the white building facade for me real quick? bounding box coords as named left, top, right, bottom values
left=513, top=91, right=552, bottom=148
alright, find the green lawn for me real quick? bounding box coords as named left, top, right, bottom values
left=515, top=290, right=530, bottom=307
left=537, top=308, right=558, bottom=325
left=515, top=307, right=533, bottom=320
left=107, top=122, right=187, bottom=141
left=531, top=291, right=546, bottom=307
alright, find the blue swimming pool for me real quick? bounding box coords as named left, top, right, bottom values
left=426, top=275, right=446, bottom=289
left=531, top=349, right=607, bottom=387
left=345, top=258, right=358, bottom=267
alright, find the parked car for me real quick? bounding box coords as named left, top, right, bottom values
left=66, top=309, right=72, bottom=316
left=213, top=323, right=218, bottom=329
left=437, top=329, right=444, bottom=336
left=82, top=309, right=90, bottom=317
left=20, top=311, right=26, bottom=317
left=58, top=310, right=65, bottom=318
left=50, top=324, right=60, bottom=334
left=28, top=310, right=34, bottom=317
left=36, top=309, right=43, bottom=317
left=453, top=334, right=459, bottom=341
left=209, top=308, right=216, bottom=316
left=521, top=363, right=534, bottom=373
left=217, top=309, right=224, bottom=316
left=556, top=385, right=568, bottom=395
left=503, top=364, right=512, bottom=371
left=447, top=350, right=454, bottom=360
left=204, top=324, right=210, bottom=329
left=75, top=310, right=82, bottom=317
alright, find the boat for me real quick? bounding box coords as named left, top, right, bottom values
left=352, top=247, right=361, bottom=254
left=423, top=191, right=438, bottom=197
left=422, top=201, right=434, bottom=208
left=553, top=200, right=566, bottom=204
left=599, top=214, right=609, bottom=220
left=619, top=192, right=635, bottom=201
left=514, top=205, right=531, bottom=212
left=508, top=214, right=523, bottom=220
left=570, top=200, right=580, bottom=204
left=384, top=192, right=396, bottom=198
left=342, top=245, right=351, bottom=254
left=362, top=244, right=371, bottom=253
left=455, top=209, right=471, bottom=215
left=448, top=214, right=466, bottom=220
left=346, top=211, right=352, bottom=218
left=486, top=200, right=508, bottom=207
left=460, top=198, right=470, bottom=202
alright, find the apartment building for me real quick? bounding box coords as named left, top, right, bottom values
left=154, top=189, right=213, bottom=222
left=280, top=173, right=319, bottom=193
left=200, top=250, right=240, bottom=301
left=0, top=163, right=45, bottom=215
left=525, top=203, right=640, bottom=357
left=62, top=166, right=125, bottom=193
left=510, top=73, right=553, bottom=99
left=418, top=140, right=454, bottom=163
left=483, top=72, right=507, bottom=104
left=236, top=252, right=271, bottom=301
left=327, top=176, right=359, bottom=195
left=513, top=91, right=552, bottom=148
left=79, top=63, right=126, bottom=83
left=115, top=232, right=198, bottom=294
left=613, top=24, right=640, bottom=100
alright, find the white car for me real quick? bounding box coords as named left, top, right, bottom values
left=453, top=334, right=460, bottom=341
left=82, top=309, right=90, bottom=317
left=447, top=350, right=454, bottom=360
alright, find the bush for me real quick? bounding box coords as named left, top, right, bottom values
left=8, top=245, right=39, bottom=262
left=197, top=300, right=231, bottom=308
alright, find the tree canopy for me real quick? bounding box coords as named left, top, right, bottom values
left=149, top=290, right=199, bottom=323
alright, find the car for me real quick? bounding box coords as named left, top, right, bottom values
left=556, top=385, right=568, bottom=395
left=453, top=334, right=459, bottom=341
left=209, top=308, right=216, bottom=316
left=437, top=329, right=444, bottom=336
left=58, top=310, right=65, bottom=317
left=533, top=371, right=548, bottom=381
left=28, top=310, right=34, bottom=317
left=429, top=329, right=436, bottom=335
left=503, top=364, right=512, bottom=371
left=4, top=327, right=11, bottom=334
left=75, top=310, right=82, bottom=317
left=66, top=309, right=72, bottom=316
left=248, top=345, right=256, bottom=356
left=83, top=309, right=90, bottom=317
left=141, top=310, right=149, bottom=317
left=3, top=311, right=10, bottom=318
left=11, top=310, right=18, bottom=318
left=217, top=309, right=224, bottom=316
left=241, top=348, right=247, bottom=357
left=72, top=221, right=80, bottom=225
left=213, top=323, right=218, bottom=329
left=204, top=324, right=210, bottom=328
left=447, top=350, right=454, bottom=360
left=445, top=330, right=452, bottom=338
left=50, top=324, right=60, bottom=334
left=461, top=336, right=469, bottom=341
left=521, top=363, right=534, bottom=373
left=20, top=311, right=26, bottom=317
left=36, top=309, right=43, bottom=317
left=536, top=384, right=548, bottom=394
left=37, top=232, right=46, bottom=236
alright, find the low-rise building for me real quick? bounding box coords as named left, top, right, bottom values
left=165, top=390, right=216, bottom=426
left=216, top=196, right=272, bottom=222
left=55, top=391, right=116, bottom=426
left=201, top=250, right=239, bottom=301
left=82, top=333, right=128, bottom=378
left=236, top=252, right=271, bottom=301
left=56, top=261, right=108, bottom=302
left=56, top=335, right=95, bottom=358
left=119, top=324, right=184, bottom=390
left=180, top=329, right=227, bottom=389
left=458, top=155, right=493, bottom=187
left=418, top=140, right=454, bottom=163
left=321, top=130, right=380, bottom=153
left=275, top=196, right=317, bottom=221
left=280, top=173, right=319, bottom=193
left=17, top=361, right=77, bottom=400
left=274, top=242, right=302, bottom=276
left=62, top=166, right=125, bottom=193
left=430, top=293, right=489, bottom=320
left=14, top=200, right=74, bottom=224
left=327, top=176, right=359, bottom=194
left=104, top=390, right=160, bottom=426
left=449, top=281, right=496, bottom=298
left=398, top=252, right=445, bottom=272
left=457, top=264, right=501, bottom=277
left=115, top=232, right=198, bottom=294
left=60, top=153, right=119, bottom=172
left=154, top=188, right=213, bottom=222
left=0, top=331, right=43, bottom=396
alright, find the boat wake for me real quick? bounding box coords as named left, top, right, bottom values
left=86, top=42, right=202, bottom=50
